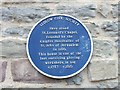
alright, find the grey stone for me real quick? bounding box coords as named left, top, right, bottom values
left=0, top=61, right=7, bottom=82
left=11, top=59, right=58, bottom=83
left=101, top=21, right=118, bottom=31
left=66, top=74, right=82, bottom=85
left=93, top=40, right=113, bottom=58
left=99, top=3, right=110, bottom=17
left=57, top=5, right=79, bottom=17
left=78, top=5, right=96, bottom=19
left=88, top=60, right=118, bottom=81
left=65, top=77, right=75, bottom=85
left=115, top=39, right=120, bottom=50
left=85, top=23, right=100, bottom=38
left=112, top=4, right=119, bottom=18
left=57, top=4, right=97, bottom=19
left=119, top=52, right=120, bottom=60
left=119, top=58, right=120, bottom=75
left=2, top=26, right=32, bottom=38
left=2, top=7, right=51, bottom=23
left=101, top=21, right=118, bottom=37
left=72, top=76, right=82, bottom=85
left=0, top=39, right=26, bottom=58
left=97, top=82, right=118, bottom=88
left=87, top=4, right=97, bottom=10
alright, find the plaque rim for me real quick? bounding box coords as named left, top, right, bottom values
left=26, top=14, right=93, bottom=79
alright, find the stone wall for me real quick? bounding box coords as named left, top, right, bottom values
left=0, top=0, right=119, bottom=89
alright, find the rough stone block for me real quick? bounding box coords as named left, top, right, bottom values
left=118, top=59, right=120, bottom=75
left=65, top=74, right=82, bottom=85
left=2, top=7, right=51, bottom=23
left=112, top=4, right=119, bottom=18
left=97, top=81, right=118, bottom=88
left=101, top=21, right=118, bottom=37
left=98, top=3, right=110, bottom=17
left=0, top=39, right=26, bottom=58
left=56, top=4, right=97, bottom=19
left=2, top=26, right=32, bottom=38
left=88, top=60, right=118, bottom=81
left=85, top=23, right=100, bottom=38
left=93, top=40, right=114, bottom=58
left=0, top=61, right=7, bottom=82
left=11, top=59, right=59, bottom=83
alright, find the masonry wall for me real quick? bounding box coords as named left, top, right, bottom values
left=0, top=0, right=119, bottom=88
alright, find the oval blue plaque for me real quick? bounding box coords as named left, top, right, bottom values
left=27, top=14, right=93, bottom=79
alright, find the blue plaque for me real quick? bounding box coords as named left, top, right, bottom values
left=27, top=14, right=93, bottom=79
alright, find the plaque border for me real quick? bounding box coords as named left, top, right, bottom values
left=26, top=14, right=93, bottom=79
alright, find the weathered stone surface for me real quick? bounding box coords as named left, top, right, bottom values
left=118, top=58, right=120, bottom=75
left=112, top=4, right=119, bottom=18
left=0, top=61, right=7, bottom=82
left=57, top=4, right=97, bottom=19
left=78, top=4, right=97, bottom=19
left=2, top=26, right=32, bottom=38
left=97, top=82, right=118, bottom=88
left=2, top=7, right=51, bottom=23
left=0, top=39, right=26, bottom=58
left=117, top=39, right=120, bottom=75
left=11, top=59, right=58, bottom=83
left=88, top=60, right=118, bottom=81
left=85, top=23, right=100, bottom=38
left=65, top=74, right=82, bottom=85
left=101, top=21, right=118, bottom=37
left=98, top=3, right=110, bottom=17
left=115, top=39, right=120, bottom=50
left=93, top=40, right=113, bottom=58
left=101, top=21, right=118, bottom=31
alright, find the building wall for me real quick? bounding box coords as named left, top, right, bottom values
left=0, top=0, right=119, bottom=88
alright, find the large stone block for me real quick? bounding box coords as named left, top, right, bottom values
left=65, top=74, right=82, bottom=85
left=2, top=26, right=32, bottom=38
left=56, top=4, right=97, bottom=20
left=93, top=40, right=114, bottom=58
left=88, top=60, right=118, bottom=81
left=0, top=39, right=26, bottom=58
left=85, top=23, right=100, bottom=38
left=0, top=61, right=7, bottom=82
left=98, top=3, right=111, bottom=17
left=112, top=4, right=119, bottom=18
left=97, top=81, right=118, bottom=88
left=101, top=21, right=118, bottom=37
left=11, top=59, right=59, bottom=83
left=2, top=7, right=52, bottom=23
